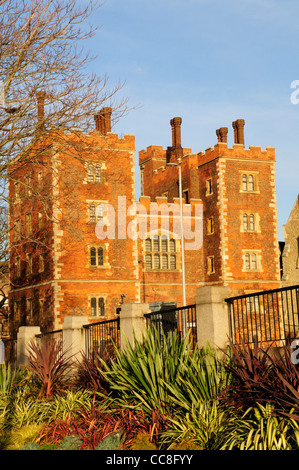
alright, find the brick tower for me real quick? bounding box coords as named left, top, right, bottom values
left=8, top=106, right=139, bottom=337
left=138, top=117, right=281, bottom=303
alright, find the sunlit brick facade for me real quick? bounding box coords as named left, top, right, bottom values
left=8, top=109, right=281, bottom=337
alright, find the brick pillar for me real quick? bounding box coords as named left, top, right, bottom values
left=62, top=315, right=87, bottom=362
left=17, top=326, right=41, bottom=367
left=119, top=303, right=150, bottom=349
left=195, top=286, right=231, bottom=350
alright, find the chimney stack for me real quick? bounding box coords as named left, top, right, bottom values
left=94, top=107, right=112, bottom=135
left=216, top=127, right=228, bottom=143
left=170, top=117, right=182, bottom=149
left=36, top=91, right=46, bottom=129
left=232, top=119, right=245, bottom=145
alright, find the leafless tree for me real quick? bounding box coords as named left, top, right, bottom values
left=0, top=0, right=130, bottom=329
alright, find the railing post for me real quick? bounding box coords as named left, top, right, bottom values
left=17, top=326, right=41, bottom=367
left=195, top=286, right=231, bottom=350
left=62, top=315, right=88, bottom=362
left=119, top=303, right=150, bottom=350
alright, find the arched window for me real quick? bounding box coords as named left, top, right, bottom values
left=248, top=175, right=254, bottom=192
left=90, top=247, right=96, bottom=266
left=242, top=174, right=248, bottom=191
left=154, top=253, right=160, bottom=269
left=169, top=239, right=176, bottom=252
left=88, top=164, right=94, bottom=183
left=90, top=246, right=104, bottom=266
left=161, top=236, right=168, bottom=252
left=162, top=254, right=168, bottom=269
left=146, top=254, right=152, bottom=270
left=243, top=214, right=248, bottom=231
left=170, top=254, right=176, bottom=270
left=251, top=253, right=257, bottom=270
left=153, top=236, right=159, bottom=252
left=249, top=214, right=255, bottom=231
left=245, top=253, right=251, bottom=270
left=145, top=238, right=152, bottom=252
left=95, top=165, right=101, bottom=183
left=98, top=247, right=104, bottom=266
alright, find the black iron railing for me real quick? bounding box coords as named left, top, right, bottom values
left=225, top=285, right=299, bottom=346
left=144, top=304, right=197, bottom=348
left=84, top=317, right=120, bottom=358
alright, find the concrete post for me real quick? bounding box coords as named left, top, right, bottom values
left=17, top=326, right=41, bottom=367
left=195, top=286, right=231, bottom=350
left=119, top=303, right=150, bottom=350
left=62, top=315, right=87, bottom=362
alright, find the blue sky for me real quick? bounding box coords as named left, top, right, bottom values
left=87, top=0, right=299, bottom=240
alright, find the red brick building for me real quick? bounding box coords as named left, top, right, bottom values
left=7, top=107, right=281, bottom=337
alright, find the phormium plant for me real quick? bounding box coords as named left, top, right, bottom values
left=27, top=338, right=73, bottom=399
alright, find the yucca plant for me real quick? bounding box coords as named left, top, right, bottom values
left=161, top=400, right=234, bottom=450
left=164, top=342, right=229, bottom=411
left=27, top=338, right=73, bottom=399
left=99, top=327, right=194, bottom=415
left=222, top=403, right=299, bottom=450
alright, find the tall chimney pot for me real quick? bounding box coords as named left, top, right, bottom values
left=94, top=107, right=112, bottom=135
left=170, top=117, right=182, bottom=148
left=232, top=119, right=245, bottom=145
left=36, top=91, right=46, bottom=128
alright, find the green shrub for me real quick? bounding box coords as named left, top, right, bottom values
left=100, top=328, right=223, bottom=415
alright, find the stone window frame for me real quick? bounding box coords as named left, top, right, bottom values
left=14, top=181, right=20, bottom=203
left=207, top=216, right=214, bottom=235
left=240, top=211, right=260, bottom=233
left=144, top=233, right=179, bottom=271
left=26, top=297, right=33, bottom=321
left=207, top=255, right=215, bottom=274
left=239, top=171, right=260, bottom=194
left=242, top=250, right=262, bottom=272
left=205, top=177, right=213, bottom=196
left=25, top=212, right=32, bottom=236
left=89, top=294, right=106, bottom=318
left=84, top=161, right=106, bottom=185
left=39, top=254, right=45, bottom=273
left=87, top=243, right=109, bottom=269
left=26, top=253, right=33, bottom=276
left=15, top=256, right=21, bottom=278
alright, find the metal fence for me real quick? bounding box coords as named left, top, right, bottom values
left=84, top=317, right=120, bottom=359
left=144, top=304, right=197, bottom=348
left=36, top=329, right=63, bottom=344
left=225, top=285, right=299, bottom=346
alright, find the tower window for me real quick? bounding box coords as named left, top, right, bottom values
left=207, top=256, right=215, bottom=274
left=240, top=172, right=258, bottom=193
left=87, top=163, right=102, bottom=183
left=243, top=251, right=260, bottom=271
